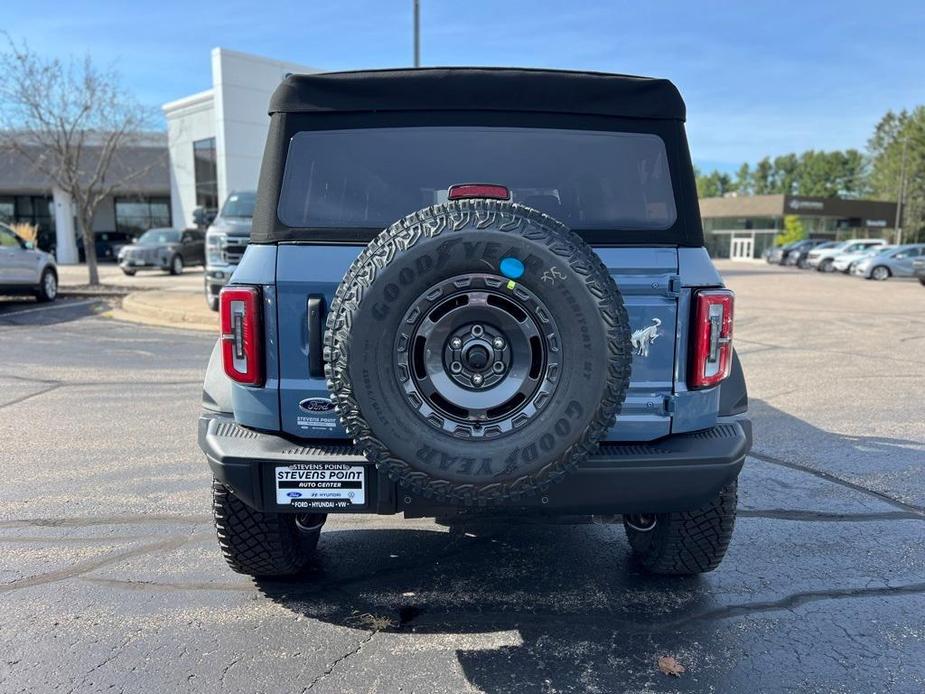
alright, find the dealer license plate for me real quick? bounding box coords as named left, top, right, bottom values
left=274, top=463, right=366, bottom=510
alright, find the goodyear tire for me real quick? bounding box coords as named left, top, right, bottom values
left=324, top=200, right=632, bottom=505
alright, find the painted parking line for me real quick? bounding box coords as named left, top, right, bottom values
left=0, top=298, right=100, bottom=318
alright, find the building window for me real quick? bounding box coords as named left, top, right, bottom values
left=0, top=194, right=56, bottom=251
left=114, top=196, right=172, bottom=235
left=193, top=137, right=218, bottom=212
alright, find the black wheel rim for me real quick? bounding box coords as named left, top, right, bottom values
left=395, top=273, right=561, bottom=439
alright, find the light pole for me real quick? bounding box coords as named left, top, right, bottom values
left=413, top=0, right=420, bottom=67
left=895, top=136, right=908, bottom=245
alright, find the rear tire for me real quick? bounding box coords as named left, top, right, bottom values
left=121, top=268, right=136, bottom=276
left=212, top=478, right=324, bottom=577
left=871, top=265, right=891, bottom=281
left=818, top=258, right=835, bottom=272
left=624, top=480, right=737, bottom=575
left=169, top=254, right=184, bottom=275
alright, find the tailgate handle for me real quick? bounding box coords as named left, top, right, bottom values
left=307, top=295, right=326, bottom=378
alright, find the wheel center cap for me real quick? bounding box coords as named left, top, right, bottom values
left=465, top=345, right=490, bottom=370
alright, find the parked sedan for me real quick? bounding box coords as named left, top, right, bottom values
left=117, top=228, right=205, bottom=276
left=853, top=244, right=925, bottom=281
left=913, top=256, right=925, bottom=286
left=791, top=240, right=837, bottom=269
left=0, top=222, right=58, bottom=302
left=765, top=241, right=799, bottom=264
left=833, top=245, right=894, bottom=273
left=807, top=239, right=886, bottom=272
left=781, top=239, right=824, bottom=266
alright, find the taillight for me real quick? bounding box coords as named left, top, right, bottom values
left=689, top=289, right=734, bottom=389
left=220, top=286, right=264, bottom=386
left=448, top=183, right=511, bottom=201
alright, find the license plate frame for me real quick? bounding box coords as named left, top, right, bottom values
left=273, top=463, right=367, bottom=511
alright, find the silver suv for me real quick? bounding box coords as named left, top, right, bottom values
left=0, top=223, right=58, bottom=302
left=203, top=192, right=255, bottom=311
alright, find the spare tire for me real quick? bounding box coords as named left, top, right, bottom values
left=325, top=199, right=631, bottom=505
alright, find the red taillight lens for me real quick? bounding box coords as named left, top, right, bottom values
left=448, top=183, right=511, bottom=201
left=689, top=289, right=734, bottom=389
left=220, top=286, right=264, bottom=386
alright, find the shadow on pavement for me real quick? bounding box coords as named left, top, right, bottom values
left=749, top=399, right=925, bottom=509
left=0, top=297, right=112, bottom=327
left=256, top=525, right=722, bottom=692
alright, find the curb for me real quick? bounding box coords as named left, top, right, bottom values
left=110, top=291, right=217, bottom=333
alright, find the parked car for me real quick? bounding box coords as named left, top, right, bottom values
left=198, top=68, right=751, bottom=579
left=0, top=222, right=58, bottom=302
left=806, top=239, right=886, bottom=272
left=913, top=256, right=925, bottom=286
left=765, top=241, right=799, bottom=264
left=833, top=244, right=893, bottom=273
left=117, top=227, right=205, bottom=276
left=203, top=191, right=255, bottom=311
left=853, top=244, right=925, bottom=280
left=77, top=231, right=136, bottom=263
left=781, top=239, right=823, bottom=266
left=790, top=240, right=836, bottom=269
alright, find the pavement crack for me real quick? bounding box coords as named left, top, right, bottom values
left=0, top=383, right=62, bottom=410
left=672, top=581, right=925, bottom=627
left=0, top=535, right=191, bottom=593
left=0, top=514, right=211, bottom=529
left=738, top=509, right=924, bottom=522
left=302, top=631, right=376, bottom=692
left=749, top=450, right=925, bottom=515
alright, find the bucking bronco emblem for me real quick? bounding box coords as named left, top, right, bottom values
left=631, top=318, right=662, bottom=357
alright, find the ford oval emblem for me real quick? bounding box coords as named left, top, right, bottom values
left=287, top=491, right=302, bottom=498
left=299, top=397, right=335, bottom=413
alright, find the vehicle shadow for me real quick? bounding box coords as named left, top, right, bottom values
left=748, top=398, right=925, bottom=508
left=256, top=523, right=725, bottom=692
left=0, top=296, right=113, bottom=327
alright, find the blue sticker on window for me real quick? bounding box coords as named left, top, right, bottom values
left=499, top=257, right=525, bottom=280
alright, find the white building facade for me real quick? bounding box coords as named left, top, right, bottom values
left=162, top=48, right=318, bottom=228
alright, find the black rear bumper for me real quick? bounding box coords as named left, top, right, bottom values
left=199, top=414, right=751, bottom=516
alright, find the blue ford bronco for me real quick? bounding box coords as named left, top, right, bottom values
left=199, top=68, right=751, bottom=577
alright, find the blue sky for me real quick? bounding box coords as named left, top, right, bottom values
left=4, top=1, right=923, bottom=172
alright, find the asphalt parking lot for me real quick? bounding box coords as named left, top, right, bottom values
left=1, top=262, right=923, bottom=693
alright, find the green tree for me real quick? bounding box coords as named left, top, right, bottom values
left=775, top=215, right=806, bottom=245
left=735, top=163, right=751, bottom=194
left=771, top=153, right=799, bottom=195
left=751, top=157, right=774, bottom=194
left=868, top=107, right=925, bottom=243
left=696, top=169, right=736, bottom=198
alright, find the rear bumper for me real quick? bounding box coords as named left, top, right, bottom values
left=199, top=413, right=751, bottom=516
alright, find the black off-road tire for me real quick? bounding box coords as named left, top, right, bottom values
left=324, top=199, right=632, bottom=506
left=212, top=478, right=322, bottom=577
left=624, top=480, right=737, bottom=575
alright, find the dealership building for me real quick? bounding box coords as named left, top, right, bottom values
left=699, top=194, right=897, bottom=260
left=162, top=48, right=318, bottom=230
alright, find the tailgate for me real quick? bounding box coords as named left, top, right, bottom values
left=275, top=245, right=678, bottom=442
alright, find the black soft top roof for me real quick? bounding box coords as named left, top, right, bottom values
left=269, top=67, right=686, bottom=121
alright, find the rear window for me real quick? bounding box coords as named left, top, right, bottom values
left=277, top=127, right=676, bottom=232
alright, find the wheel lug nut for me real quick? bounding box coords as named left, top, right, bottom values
left=492, top=337, right=505, bottom=350
left=472, top=373, right=484, bottom=386
left=450, top=337, right=462, bottom=349
left=450, top=361, right=463, bottom=374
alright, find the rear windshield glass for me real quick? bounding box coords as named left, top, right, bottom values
left=221, top=192, right=256, bottom=219
left=277, top=127, right=676, bottom=231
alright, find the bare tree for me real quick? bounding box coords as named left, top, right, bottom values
left=0, top=36, right=156, bottom=285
